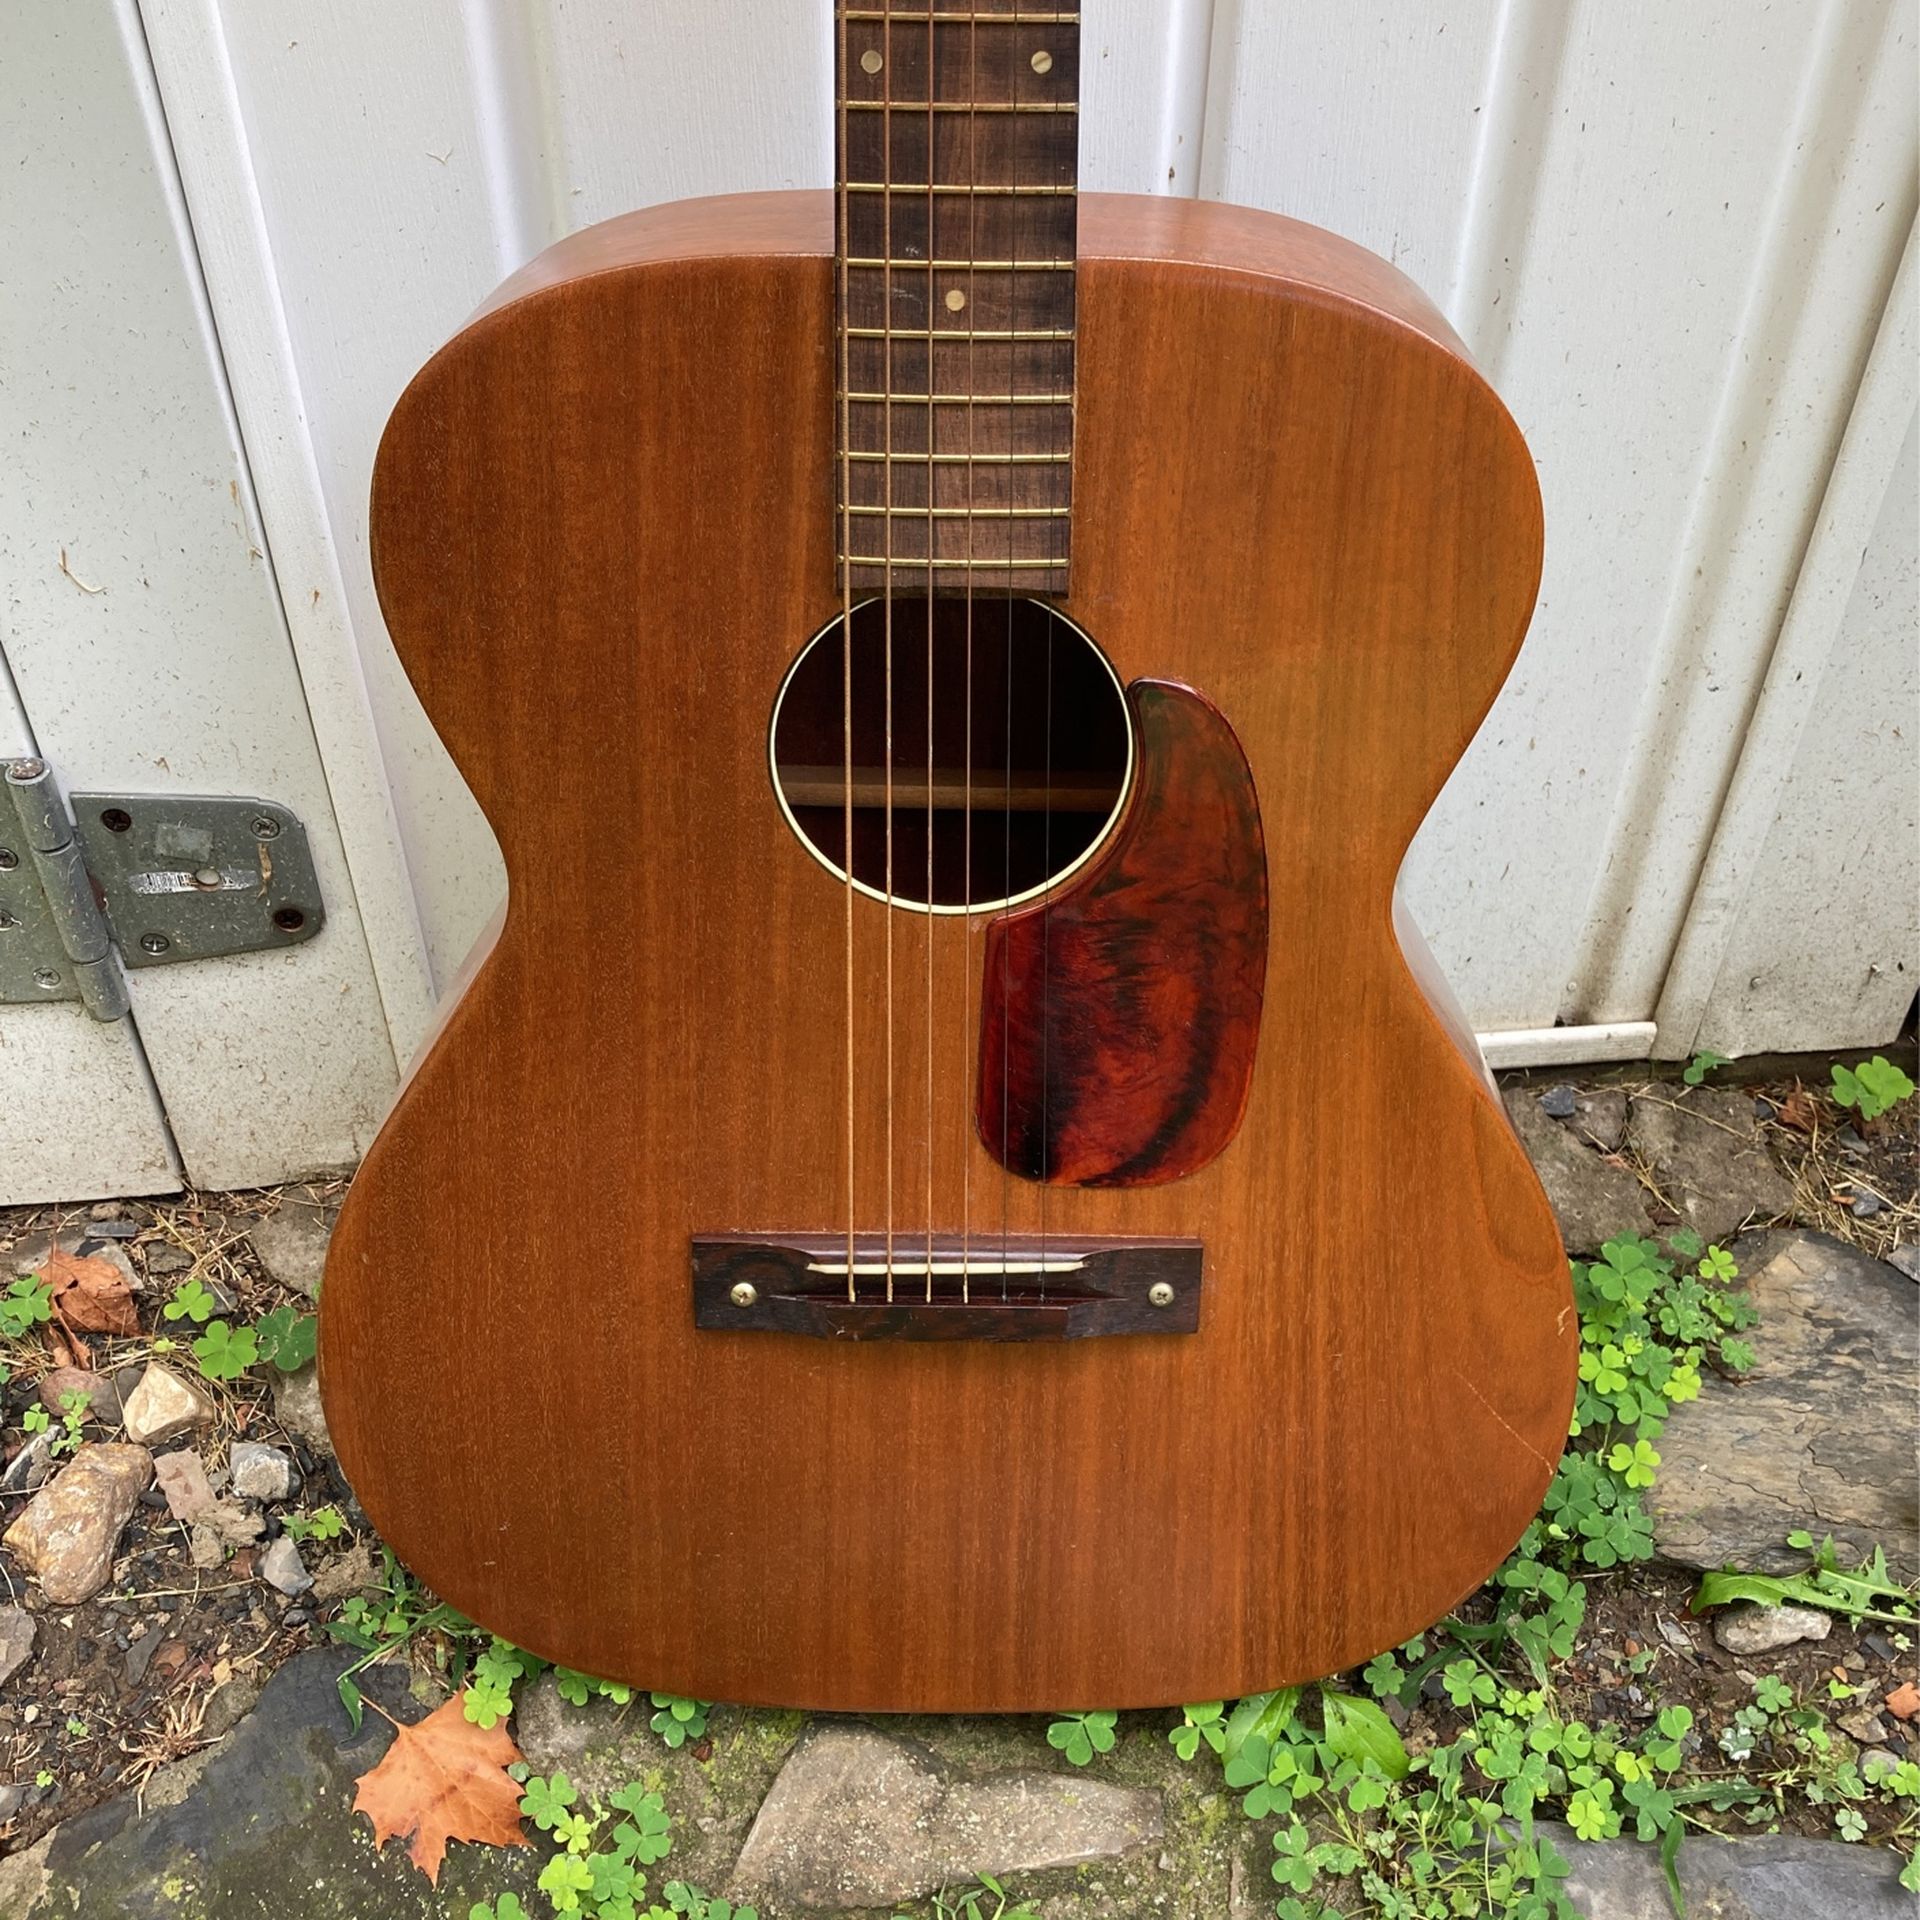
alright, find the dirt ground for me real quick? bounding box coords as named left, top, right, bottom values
left=0, top=1180, right=352, bottom=1851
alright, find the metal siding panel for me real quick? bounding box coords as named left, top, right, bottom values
left=1689, top=414, right=1919, bottom=1056
left=2, top=0, right=396, bottom=1191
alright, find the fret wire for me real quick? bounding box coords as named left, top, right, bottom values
left=843, top=450, right=1071, bottom=463
left=843, top=183, right=1076, bottom=196
left=845, top=391, right=1073, bottom=403
left=840, top=556, right=1071, bottom=569
left=841, top=10, right=1079, bottom=20
left=843, top=327, right=1074, bottom=339
left=844, top=505, right=1073, bottom=517
left=843, top=101, right=1077, bottom=113
left=845, top=258, right=1073, bottom=270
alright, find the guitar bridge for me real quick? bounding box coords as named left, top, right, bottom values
left=691, top=1235, right=1201, bottom=1341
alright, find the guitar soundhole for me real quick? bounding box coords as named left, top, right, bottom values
left=769, top=597, right=1132, bottom=913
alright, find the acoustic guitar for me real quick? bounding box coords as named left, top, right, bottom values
left=321, top=1, right=1577, bottom=1712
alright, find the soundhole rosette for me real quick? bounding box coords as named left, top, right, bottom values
left=768, top=596, right=1134, bottom=915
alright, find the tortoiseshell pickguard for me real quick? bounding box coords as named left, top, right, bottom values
left=976, top=678, right=1269, bottom=1186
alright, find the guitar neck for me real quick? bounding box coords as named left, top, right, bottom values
left=835, top=2, right=1080, bottom=595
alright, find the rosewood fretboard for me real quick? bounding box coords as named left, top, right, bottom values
left=836, top=2, right=1079, bottom=595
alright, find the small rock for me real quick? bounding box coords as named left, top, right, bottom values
left=1851, top=1190, right=1885, bottom=1219
left=259, top=1535, right=312, bottom=1597
left=201, top=1674, right=264, bottom=1740
left=1504, top=1090, right=1655, bottom=1253
left=1538, top=1084, right=1579, bottom=1119
left=228, top=1440, right=298, bottom=1504
left=6, top=1232, right=53, bottom=1275
left=1862, top=1748, right=1902, bottom=1784
left=1862, top=1631, right=1898, bottom=1662
left=86, top=1218, right=139, bottom=1240
left=247, top=1205, right=334, bottom=1301
left=1655, top=1615, right=1697, bottom=1654
left=0, top=1782, right=22, bottom=1823
left=1574, top=1087, right=1630, bottom=1152
left=1837, top=1708, right=1889, bottom=1745
left=142, top=1243, right=192, bottom=1278
left=152, top=1448, right=217, bottom=1523
left=271, top=1364, right=333, bottom=1459
left=729, top=1723, right=1162, bottom=1908
left=120, top=1366, right=216, bottom=1447
left=0, top=1610, right=35, bottom=1689
left=1712, top=1602, right=1832, bottom=1655
left=1626, top=1088, right=1796, bottom=1247
left=311, top=1540, right=380, bottom=1606
left=1888, top=1245, right=1918, bottom=1283
left=124, top=1628, right=161, bottom=1688
left=1, top=1431, right=54, bottom=1495
left=36, top=1367, right=117, bottom=1423
left=188, top=1501, right=265, bottom=1570
left=1, top=1443, right=153, bottom=1604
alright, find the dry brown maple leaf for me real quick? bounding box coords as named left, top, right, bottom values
left=1886, top=1680, right=1920, bottom=1722
left=352, top=1692, right=528, bottom=1884
left=43, top=1249, right=138, bottom=1338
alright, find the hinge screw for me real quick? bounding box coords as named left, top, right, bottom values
left=1148, top=1281, right=1175, bottom=1308
left=729, top=1281, right=760, bottom=1309
left=31, top=968, right=60, bottom=991
left=250, top=815, right=281, bottom=840
left=140, top=932, right=171, bottom=955
left=0, top=850, right=15, bottom=871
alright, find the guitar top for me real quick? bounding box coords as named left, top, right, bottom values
left=320, top=1, right=1575, bottom=1711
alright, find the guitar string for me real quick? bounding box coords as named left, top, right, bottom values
left=839, top=0, right=857, bottom=1305
left=960, top=0, right=978, bottom=1307
left=882, top=0, right=897, bottom=1306
left=1032, top=10, right=1053, bottom=1304
left=1001, top=0, right=1018, bottom=1305
left=1039, top=14, right=1063, bottom=1299
left=924, top=0, right=936, bottom=1305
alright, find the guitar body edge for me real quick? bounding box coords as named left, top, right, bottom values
left=321, top=189, right=1576, bottom=1712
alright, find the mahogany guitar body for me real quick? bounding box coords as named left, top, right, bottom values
left=322, top=190, right=1576, bottom=1711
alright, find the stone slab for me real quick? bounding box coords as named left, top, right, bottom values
left=1651, top=1229, right=1918, bottom=1577
left=246, top=1205, right=335, bottom=1300
left=1545, top=1820, right=1913, bottom=1918
left=1627, top=1088, right=1797, bottom=1249
left=729, top=1722, right=1162, bottom=1910
left=0, top=1650, right=545, bottom=1919
left=1505, top=1090, right=1654, bottom=1254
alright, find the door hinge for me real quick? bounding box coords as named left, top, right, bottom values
left=0, top=759, right=325, bottom=1018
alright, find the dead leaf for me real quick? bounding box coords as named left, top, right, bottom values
left=44, top=1249, right=138, bottom=1338
left=352, top=1692, right=527, bottom=1884
left=1886, top=1681, right=1920, bottom=1722
left=1777, top=1086, right=1819, bottom=1133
